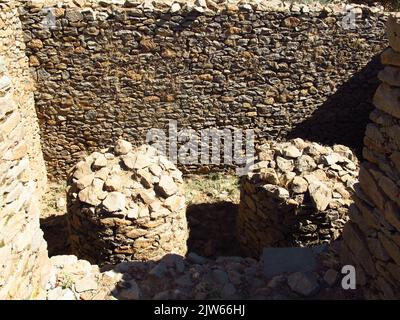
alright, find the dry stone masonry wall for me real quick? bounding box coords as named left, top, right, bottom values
left=67, top=139, right=188, bottom=265
left=341, top=15, right=400, bottom=300
left=238, top=139, right=358, bottom=257
left=0, top=56, right=50, bottom=299
left=1, top=0, right=47, bottom=193
left=19, top=0, right=389, bottom=180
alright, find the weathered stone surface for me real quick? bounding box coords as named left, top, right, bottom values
left=0, top=53, right=49, bottom=299
left=323, top=269, right=339, bottom=287
left=114, top=139, right=132, bottom=155
left=238, top=140, right=357, bottom=255
left=387, top=15, right=400, bottom=53
left=378, top=66, right=400, bottom=87
left=158, top=175, right=178, bottom=197
left=373, top=83, right=400, bottom=120
left=18, top=2, right=388, bottom=180
left=67, top=142, right=188, bottom=265
left=381, top=48, right=400, bottom=67
left=308, top=182, right=332, bottom=211
left=102, top=192, right=126, bottom=212
left=287, top=272, right=320, bottom=297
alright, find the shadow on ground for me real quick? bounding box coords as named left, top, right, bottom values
left=186, top=201, right=242, bottom=258
left=40, top=215, right=71, bottom=257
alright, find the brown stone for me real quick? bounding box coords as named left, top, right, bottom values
left=387, top=15, right=400, bottom=53
left=379, top=233, right=400, bottom=266
left=381, top=48, right=400, bottom=67
left=373, top=83, right=400, bottom=120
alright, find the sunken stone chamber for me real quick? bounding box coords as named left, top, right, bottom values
left=237, top=139, right=359, bottom=257
left=66, top=140, right=188, bottom=265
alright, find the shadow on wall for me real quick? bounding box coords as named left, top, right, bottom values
left=286, top=53, right=384, bottom=157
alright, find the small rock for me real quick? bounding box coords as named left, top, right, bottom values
left=102, top=192, right=126, bottom=212
left=323, top=269, right=339, bottom=287
left=221, top=282, right=236, bottom=298
left=287, top=272, right=320, bottom=297
left=56, top=197, right=66, bottom=210
left=75, top=276, right=98, bottom=293
left=118, top=279, right=140, bottom=300
left=157, top=175, right=178, bottom=197
left=291, top=176, right=308, bottom=194
left=276, top=156, right=294, bottom=172
left=308, top=182, right=332, bottom=211
left=296, top=155, right=317, bottom=173
left=115, top=139, right=132, bottom=155
left=321, top=153, right=341, bottom=166
left=104, top=175, right=122, bottom=191
left=212, top=269, right=229, bottom=285
left=170, top=2, right=181, bottom=13
left=188, top=252, right=206, bottom=265
left=283, top=145, right=302, bottom=158
left=149, top=262, right=168, bottom=278
left=93, top=154, right=107, bottom=169
left=175, top=274, right=193, bottom=287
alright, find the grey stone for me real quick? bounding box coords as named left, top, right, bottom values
left=287, top=272, right=320, bottom=297
left=102, top=192, right=126, bottom=212
left=262, top=247, right=317, bottom=278
left=149, top=262, right=168, bottom=278
left=118, top=279, right=140, bottom=300
left=323, top=269, right=339, bottom=287
left=187, top=252, right=206, bottom=265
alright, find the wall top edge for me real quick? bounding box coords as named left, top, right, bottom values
left=3, top=0, right=395, bottom=15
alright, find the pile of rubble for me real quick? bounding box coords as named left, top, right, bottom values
left=66, top=140, right=188, bottom=265
left=237, top=139, right=358, bottom=257
left=44, top=243, right=361, bottom=300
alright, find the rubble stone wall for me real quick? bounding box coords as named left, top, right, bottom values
left=19, top=0, right=389, bottom=180
left=341, top=15, right=400, bottom=300
left=67, top=140, right=188, bottom=265
left=238, top=139, right=358, bottom=257
left=0, top=0, right=50, bottom=299
left=1, top=0, right=47, bottom=193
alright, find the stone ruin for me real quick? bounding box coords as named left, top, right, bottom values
left=340, top=15, right=400, bottom=299
left=2, top=0, right=400, bottom=300
left=237, top=139, right=358, bottom=257
left=66, top=140, right=188, bottom=265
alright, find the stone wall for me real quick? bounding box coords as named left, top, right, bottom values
left=67, top=140, right=188, bottom=265
left=0, top=1, right=50, bottom=297
left=238, top=139, right=358, bottom=257
left=341, top=15, right=400, bottom=300
left=1, top=0, right=47, bottom=193
left=19, top=0, right=389, bottom=180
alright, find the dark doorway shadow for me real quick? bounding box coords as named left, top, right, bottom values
left=287, top=53, right=384, bottom=158
left=40, top=215, right=71, bottom=257
left=186, top=201, right=242, bottom=258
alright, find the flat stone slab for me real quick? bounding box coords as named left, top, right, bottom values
left=262, top=246, right=322, bottom=278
